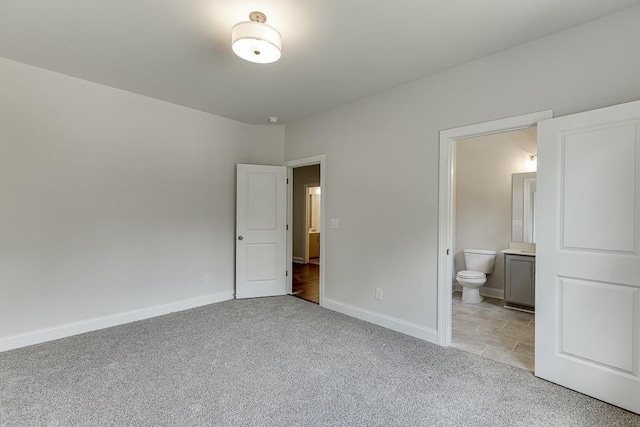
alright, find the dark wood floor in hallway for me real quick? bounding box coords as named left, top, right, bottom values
left=292, top=262, right=319, bottom=303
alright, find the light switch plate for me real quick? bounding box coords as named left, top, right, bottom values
left=331, top=218, right=339, bottom=229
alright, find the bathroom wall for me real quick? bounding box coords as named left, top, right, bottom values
left=292, top=164, right=320, bottom=262
left=455, top=127, right=537, bottom=296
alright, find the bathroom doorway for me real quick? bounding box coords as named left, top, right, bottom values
left=451, top=128, right=537, bottom=371
left=305, top=185, right=321, bottom=266
left=438, top=111, right=552, bottom=372
left=289, top=163, right=321, bottom=304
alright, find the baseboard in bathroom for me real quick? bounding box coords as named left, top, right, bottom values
left=453, top=283, right=504, bottom=300
left=479, top=287, right=504, bottom=300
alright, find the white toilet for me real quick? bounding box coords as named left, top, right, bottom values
left=456, top=248, right=497, bottom=304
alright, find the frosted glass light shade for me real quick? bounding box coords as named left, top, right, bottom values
left=232, top=21, right=282, bottom=64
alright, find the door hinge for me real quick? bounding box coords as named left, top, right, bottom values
left=286, top=178, right=289, bottom=184
left=286, top=271, right=289, bottom=277
left=286, top=224, right=289, bottom=230
left=447, top=249, right=450, bottom=255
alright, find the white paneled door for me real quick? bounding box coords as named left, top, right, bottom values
left=537, top=100, right=640, bottom=414
left=236, top=164, right=287, bottom=299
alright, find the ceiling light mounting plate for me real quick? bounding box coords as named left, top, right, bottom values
left=249, top=11, right=267, bottom=23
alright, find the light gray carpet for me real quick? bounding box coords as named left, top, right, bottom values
left=1, top=296, right=638, bottom=426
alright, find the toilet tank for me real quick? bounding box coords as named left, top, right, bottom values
left=463, top=249, right=497, bottom=273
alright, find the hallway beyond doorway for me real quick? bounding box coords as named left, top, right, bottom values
left=292, top=263, right=319, bottom=303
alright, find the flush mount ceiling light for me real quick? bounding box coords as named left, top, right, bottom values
left=232, top=11, right=281, bottom=64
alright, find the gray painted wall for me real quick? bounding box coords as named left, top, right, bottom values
left=455, top=128, right=537, bottom=292
left=292, top=165, right=320, bottom=261
left=0, top=57, right=284, bottom=339
left=284, top=6, right=640, bottom=332
left=3, top=4, right=640, bottom=345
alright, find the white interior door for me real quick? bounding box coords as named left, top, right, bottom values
left=236, top=164, right=287, bottom=299
left=537, top=100, right=640, bottom=414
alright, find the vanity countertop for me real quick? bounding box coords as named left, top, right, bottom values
left=501, top=248, right=536, bottom=256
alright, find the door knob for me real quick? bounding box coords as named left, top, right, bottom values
left=238, top=236, right=243, bottom=240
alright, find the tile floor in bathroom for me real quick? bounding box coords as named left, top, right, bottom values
left=452, top=291, right=534, bottom=372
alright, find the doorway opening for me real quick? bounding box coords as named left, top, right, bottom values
left=284, top=155, right=326, bottom=306
left=437, top=110, right=553, bottom=372
left=305, top=185, right=321, bottom=266
left=451, top=127, right=537, bottom=371
left=292, top=166, right=320, bottom=303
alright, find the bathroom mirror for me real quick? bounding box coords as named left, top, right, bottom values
left=307, top=186, right=321, bottom=232
left=511, top=172, right=537, bottom=243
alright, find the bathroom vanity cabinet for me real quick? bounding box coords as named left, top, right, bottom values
left=504, top=254, right=535, bottom=311
left=309, top=232, right=320, bottom=259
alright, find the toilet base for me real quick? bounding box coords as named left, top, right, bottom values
left=462, top=287, right=483, bottom=304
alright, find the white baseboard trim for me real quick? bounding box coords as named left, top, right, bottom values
left=0, top=290, right=234, bottom=353
left=292, top=256, right=305, bottom=264
left=453, top=284, right=504, bottom=299
left=323, top=297, right=438, bottom=344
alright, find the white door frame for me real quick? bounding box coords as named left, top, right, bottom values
left=284, top=154, right=326, bottom=306
left=437, top=111, right=552, bottom=346
left=304, top=183, right=321, bottom=264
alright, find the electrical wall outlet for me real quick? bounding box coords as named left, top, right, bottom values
left=205, top=274, right=212, bottom=284
left=375, top=288, right=383, bottom=300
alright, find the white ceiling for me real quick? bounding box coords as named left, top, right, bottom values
left=1, top=0, right=639, bottom=124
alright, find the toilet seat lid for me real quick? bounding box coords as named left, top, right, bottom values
left=457, top=270, right=485, bottom=279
